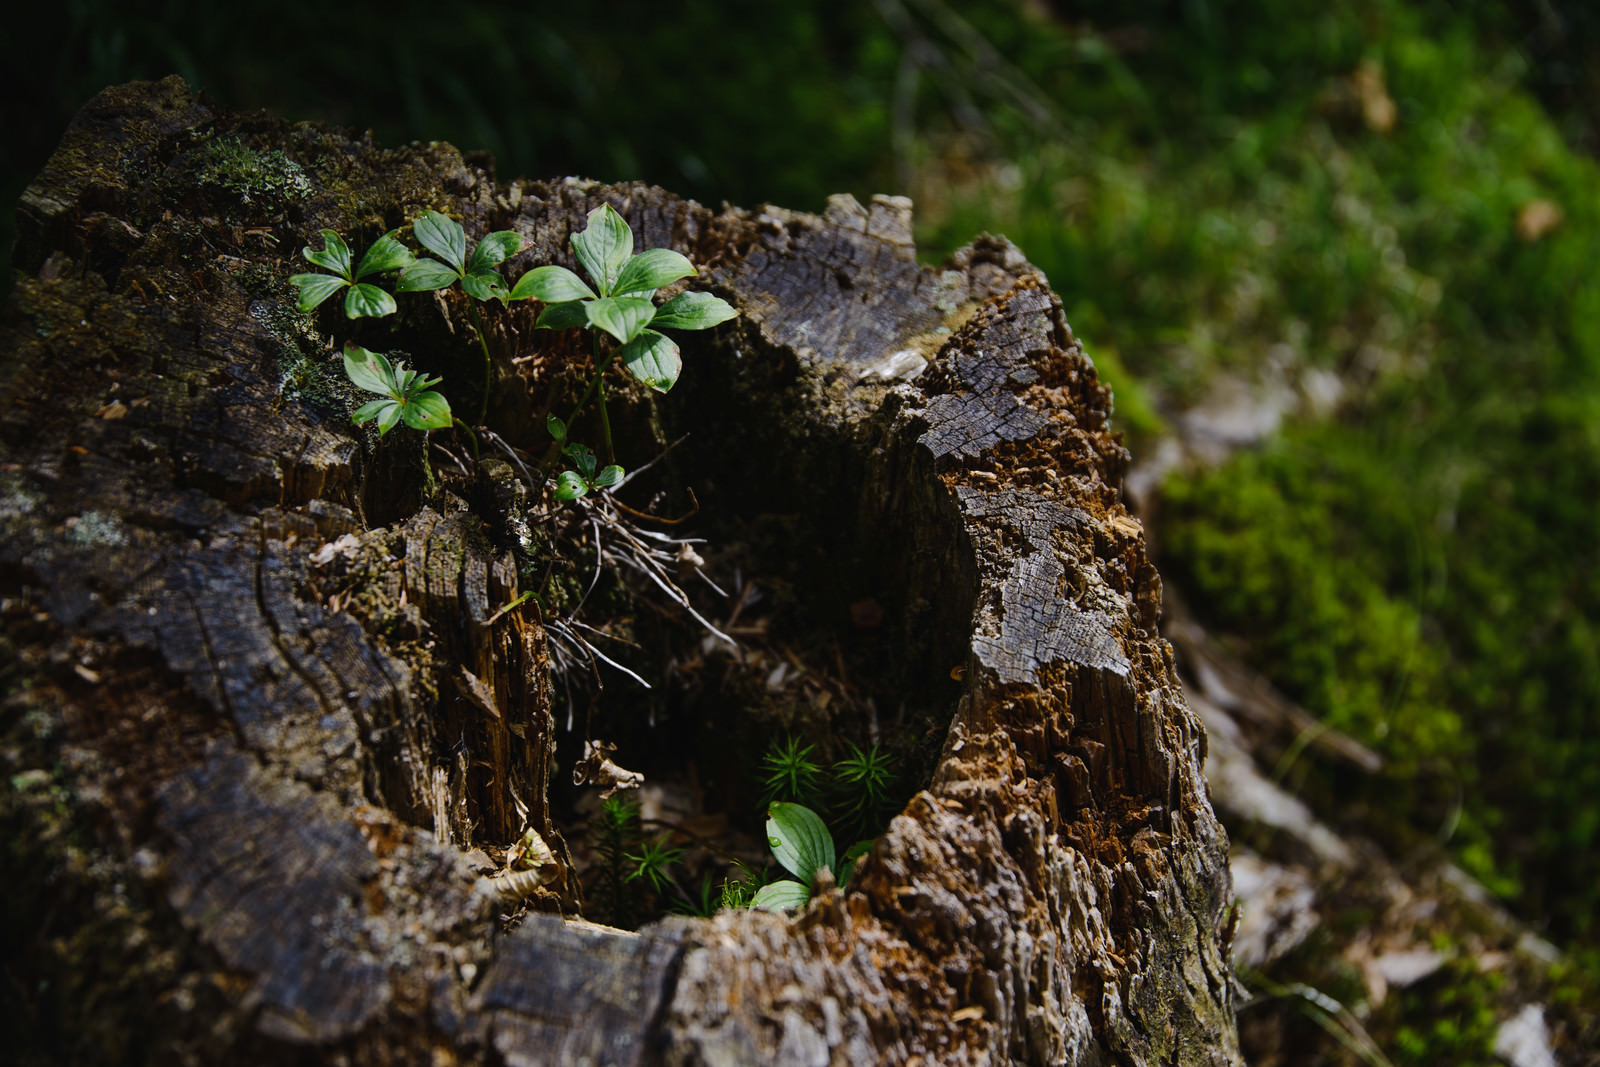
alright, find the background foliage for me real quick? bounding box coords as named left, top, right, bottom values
left=9, top=0, right=1600, bottom=1056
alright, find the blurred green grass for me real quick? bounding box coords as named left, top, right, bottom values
left=7, top=0, right=1600, bottom=1053
left=910, top=2, right=1600, bottom=956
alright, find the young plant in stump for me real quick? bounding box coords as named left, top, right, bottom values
left=511, top=204, right=737, bottom=475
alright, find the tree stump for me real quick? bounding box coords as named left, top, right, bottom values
left=1, top=78, right=1240, bottom=1065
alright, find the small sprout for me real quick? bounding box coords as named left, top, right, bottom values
left=717, top=861, right=766, bottom=910
left=760, top=735, right=824, bottom=806
left=624, top=837, right=685, bottom=896
left=290, top=229, right=414, bottom=317
left=553, top=442, right=623, bottom=502
left=342, top=342, right=452, bottom=435
left=397, top=209, right=524, bottom=302
left=285, top=204, right=734, bottom=486
left=831, top=741, right=898, bottom=837
left=752, top=801, right=835, bottom=914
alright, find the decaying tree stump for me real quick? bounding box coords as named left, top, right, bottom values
left=1, top=78, right=1240, bottom=1064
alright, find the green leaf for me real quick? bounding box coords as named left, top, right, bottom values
left=355, top=230, right=415, bottom=277
left=460, top=271, right=507, bottom=302
left=343, top=343, right=398, bottom=397
left=352, top=398, right=392, bottom=425
left=536, top=301, right=590, bottom=330
left=617, top=330, right=683, bottom=392
left=469, top=230, right=524, bottom=273
left=563, top=442, right=598, bottom=480
left=413, top=210, right=467, bottom=273
left=289, top=273, right=347, bottom=313
left=344, top=282, right=397, bottom=319
left=651, top=291, right=738, bottom=331
left=303, top=230, right=352, bottom=277
left=594, top=465, right=624, bottom=488
left=766, top=802, right=834, bottom=885
left=396, top=258, right=462, bottom=292
left=585, top=295, right=656, bottom=345
left=554, top=471, right=589, bottom=501
left=546, top=413, right=567, bottom=443
left=375, top=400, right=403, bottom=435
left=751, top=880, right=811, bottom=913
left=614, top=248, right=696, bottom=296
left=837, top=839, right=874, bottom=885
left=511, top=265, right=596, bottom=303
left=402, top=390, right=453, bottom=431
left=571, top=204, right=633, bottom=295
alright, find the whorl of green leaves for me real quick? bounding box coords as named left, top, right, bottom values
left=510, top=204, right=737, bottom=393
left=553, top=441, right=623, bottom=502
left=396, top=209, right=524, bottom=301
left=760, top=735, right=824, bottom=806
left=342, top=343, right=452, bottom=434
left=290, top=229, right=414, bottom=317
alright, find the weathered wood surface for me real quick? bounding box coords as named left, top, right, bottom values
left=1, top=78, right=1240, bottom=1064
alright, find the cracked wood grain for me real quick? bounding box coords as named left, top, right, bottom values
left=1, top=77, right=1240, bottom=1064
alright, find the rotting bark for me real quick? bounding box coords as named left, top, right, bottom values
left=1, top=78, right=1240, bottom=1065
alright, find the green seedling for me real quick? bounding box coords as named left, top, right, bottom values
left=624, top=837, right=686, bottom=897
left=751, top=801, right=835, bottom=913
left=831, top=740, right=898, bottom=838
left=592, top=792, right=643, bottom=928
left=397, top=210, right=525, bottom=424
left=719, top=861, right=766, bottom=910
left=342, top=342, right=452, bottom=434
left=513, top=204, right=737, bottom=464
left=546, top=414, right=622, bottom=502
left=396, top=209, right=524, bottom=302
left=760, top=735, right=824, bottom=807
left=554, top=442, right=624, bottom=502
left=290, top=229, right=414, bottom=317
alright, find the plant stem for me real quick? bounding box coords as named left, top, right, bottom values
left=468, top=301, right=493, bottom=425
left=452, top=419, right=480, bottom=462
left=595, top=383, right=615, bottom=466
left=563, top=351, right=610, bottom=428
left=592, top=332, right=617, bottom=464
left=540, top=332, right=616, bottom=472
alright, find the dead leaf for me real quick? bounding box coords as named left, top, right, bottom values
left=572, top=738, right=644, bottom=797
